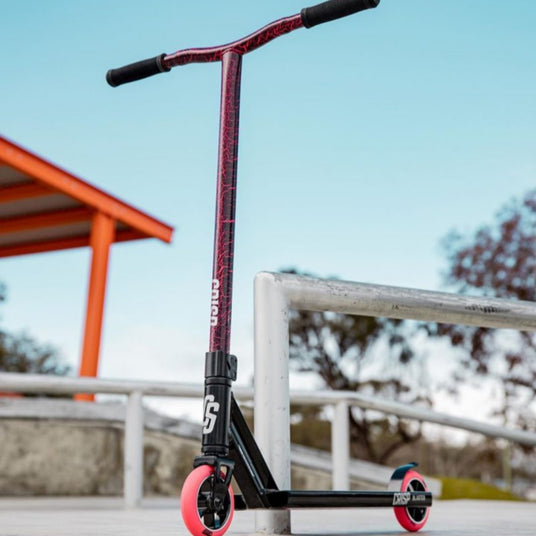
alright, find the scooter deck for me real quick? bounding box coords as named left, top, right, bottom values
left=233, top=490, right=432, bottom=510
left=228, top=396, right=432, bottom=511
left=262, top=490, right=432, bottom=509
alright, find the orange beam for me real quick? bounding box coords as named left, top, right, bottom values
left=0, top=136, right=173, bottom=243
left=0, top=235, right=90, bottom=258
left=0, top=229, right=145, bottom=258
left=0, top=182, right=54, bottom=203
left=76, top=212, right=115, bottom=402
left=0, top=206, right=92, bottom=235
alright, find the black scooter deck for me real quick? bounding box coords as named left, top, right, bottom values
left=265, top=490, right=432, bottom=509
left=229, top=396, right=432, bottom=511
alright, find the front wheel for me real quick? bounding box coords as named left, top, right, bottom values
left=393, top=470, right=430, bottom=532
left=181, top=465, right=235, bottom=536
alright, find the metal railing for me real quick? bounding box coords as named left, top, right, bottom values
left=1, top=370, right=535, bottom=509
left=253, top=271, right=536, bottom=533
left=0, top=373, right=243, bottom=509
left=2, top=272, right=536, bottom=520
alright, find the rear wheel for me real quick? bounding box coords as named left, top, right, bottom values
left=180, top=465, right=234, bottom=536
left=393, top=469, right=430, bottom=532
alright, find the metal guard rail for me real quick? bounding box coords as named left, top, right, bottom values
left=1, top=371, right=535, bottom=508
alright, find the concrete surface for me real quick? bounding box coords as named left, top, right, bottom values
left=0, top=497, right=534, bottom=536
left=1, top=398, right=441, bottom=497
left=0, top=399, right=200, bottom=496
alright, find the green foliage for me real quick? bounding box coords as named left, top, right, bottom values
left=284, top=268, right=431, bottom=464
left=291, top=418, right=332, bottom=452
left=0, top=331, right=69, bottom=375
left=290, top=405, right=331, bottom=451
left=439, top=477, right=522, bottom=501
left=0, top=282, right=70, bottom=376
left=431, top=190, right=536, bottom=430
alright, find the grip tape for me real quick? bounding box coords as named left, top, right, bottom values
left=106, top=53, right=170, bottom=87
left=301, top=0, right=380, bottom=29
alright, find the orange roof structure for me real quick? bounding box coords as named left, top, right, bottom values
left=0, top=135, right=172, bottom=256
left=0, top=135, right=174, bottom=399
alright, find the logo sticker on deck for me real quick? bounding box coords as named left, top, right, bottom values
left=393, top=492, right=411, bottom=506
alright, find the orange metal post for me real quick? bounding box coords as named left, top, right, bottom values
left=76, top=212, right=115, bottom=401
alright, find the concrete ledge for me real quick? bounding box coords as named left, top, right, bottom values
left=1, top=398, right=440, bottom=497
left=0, top=398, right=198, bottom=496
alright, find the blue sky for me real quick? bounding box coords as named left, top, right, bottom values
left=1, top=1, right=535, bottom=418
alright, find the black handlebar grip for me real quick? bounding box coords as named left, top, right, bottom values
left=106, top=53, right=170, bottom=87
left=301, top=0, right=380, bottom=28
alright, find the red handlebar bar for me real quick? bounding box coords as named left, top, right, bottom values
left=106, top=0, right=380, bottom=87
left=163, top=15, right=303, bottom=69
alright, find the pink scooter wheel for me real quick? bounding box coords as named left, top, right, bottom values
left=181, top=465, right=235, bottom=536
left=394, top=469, right=430, bottom=532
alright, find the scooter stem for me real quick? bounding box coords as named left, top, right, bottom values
left=209, top=51, right=242, bottom=354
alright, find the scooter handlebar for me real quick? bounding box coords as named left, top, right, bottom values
left=107, top=1, right=380, bottom=86
left=106, top=53, right=170, bottom=87
left=301, top=0, right=380, bottom=28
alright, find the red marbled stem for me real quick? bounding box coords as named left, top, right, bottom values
left=164, top=14, right=303, bottom=353
left=162, top=14, right=303, bottom=68
left=209, top=51, right=242, bottom=353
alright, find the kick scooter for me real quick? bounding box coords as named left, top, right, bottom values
left=107, top=0, right=432, bottom=533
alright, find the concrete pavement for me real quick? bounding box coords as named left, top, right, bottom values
left=0, top=497, right=534, bottom=536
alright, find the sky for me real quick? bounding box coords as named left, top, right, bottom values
left=1, top=1, right=535, bottom=422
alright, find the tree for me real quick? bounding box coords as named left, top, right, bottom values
left=432, top=190, right=536, bottom=432
left=285, top=269, right=432, bottom=464
left=0, top=282, right=69, bottom=376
